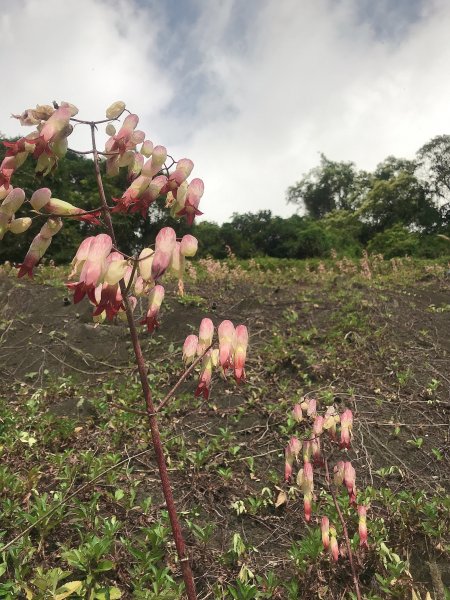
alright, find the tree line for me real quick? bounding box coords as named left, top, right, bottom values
left=2, top=135, right=450, bottom=264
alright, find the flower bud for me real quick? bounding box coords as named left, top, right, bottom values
left=197, top=318, right=214, bottom=355
left=330, top=529, right=339, bottom=561
left=142, top=284, right=165, bottom=332
left=233, top=324, right=248, bottom=383
left=104, top=258, right=128, bottom=285
left=218, top=320, right=235, bottom=372
left=9, top=217, right=32, bottom=234
left=180, top=234, right=198, bottom=257
left=358, top=505, right=368, bottom=548
left=340, top=409, right=353, bottom=449
left=183, top=334, right=198, bottom=365
left=292, top=403, right=303, bottom=423
left=30, top=188, right=53, bottom=211
left=1, top=188, right=25, bottom=215
left=105, top=123, right=116, bottom=136
left=141, top=140, right=153, bottom=157
left=40, top=216, right=63, bottom=239
left=321, top=516, right=330, bottom=550
left=106, top=101, right=126, bottom=119
left=344, top=461, right=356, bottom=505
left=334, top=461, right=345, bottom=487
left=138, top=247, right=154, bottom=281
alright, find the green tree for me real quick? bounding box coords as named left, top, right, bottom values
left=286, top=154, right=358, bottom=218
left=358, top=170, right=439, bottom=233
left=416, top=135, right=450, bottom=226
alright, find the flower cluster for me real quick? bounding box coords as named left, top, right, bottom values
left=181, top=318, right=249, bottom=399
left=283, top=400, right=369, bottom=559
left=3, top=102, right=77, bottom=186
left=0, top=187, right=31, bottom=241
left=2, top=100, right=204, bottom=279
left=66, top=228, right=198, bottom=324
left=105, top=106, right=203, bottom=224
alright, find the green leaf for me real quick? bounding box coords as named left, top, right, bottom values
left=94, top=587, right=122, bottom=599
left=54, top=581, right=83, bottom=599
left=94, top=560, right=114, bottom=573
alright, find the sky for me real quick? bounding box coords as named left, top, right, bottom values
left=1, top=0, right=450, bottom=224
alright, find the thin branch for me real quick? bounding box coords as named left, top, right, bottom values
left=71, top=117, right=116, bottom=125
left=156, top=345, right=212, bottom=413
left=68, top=148, right=120, bottom=157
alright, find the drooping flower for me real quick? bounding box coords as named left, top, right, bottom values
left=38, top=105, right=75, bottom=144
left=195, top=349, right=214, bottom=399
left=340, top=409, right=353, bottom=449
left=141, top=145, right=167, bottom=178
left=182, top=335, right=199, bottom=365
left=333, top=461, right=345, bottom=487
left=313, top=415, right=324, bottom=437
left=323, top=406, right=340, bottom=440
left=218, top=320, right=235, bottom=373
left=128, top=152, right=144, bottom=181
left=69, top=236, right=95, bottom=278
left=233, top=324, right=248, bottom=383
left=30, top=188, right=100, bottom=224
left=176, top=178, right=204, bottom=225
left=330, top=526, right=339, bottom=561
left=289, top=436, right=302, bottom=459
left=297, top=461, right=314, bottom=521
left=138, top=247, right=154, bottom=282
left=292, top=403, right=303, bottom=423
left=163, top=158, right=194, bottom=194
left=310, top=435, right=323, bottom=467
left=151, top=227, right=176, bottom=280
left=141, top=284, right=165, bottom=333
left=321, top=516, right=330, bottom=550
left=0, top=188, right=26, bottom=239
left=303, top=439, right=312, bottom=463
left=67, top=234, right=113, bottom=303
left=92, top=252, right=128, bottom=320
left=18, top=217, right=63, bottom=278
left=197, top=318, right=214, bottom=355
left=343, top=461, right=357, bottom=505
left=306, top=398, right=317, bottom=417
left=358, top=505, right=368, bottom=548
left=285, top=436, right=301, bottom=480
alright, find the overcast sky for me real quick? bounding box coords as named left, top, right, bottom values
left=1, top=0, right=449, bottom=223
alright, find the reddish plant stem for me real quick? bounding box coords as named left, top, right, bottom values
left=324, top=459, right=362, bottom=600
left=89, top=124, right=197, bottom=600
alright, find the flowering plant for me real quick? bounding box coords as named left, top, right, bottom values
left=0, top=100, right=249, bottom=600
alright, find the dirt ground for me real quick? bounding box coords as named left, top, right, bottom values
left=0, top=267, right=449, bottom=598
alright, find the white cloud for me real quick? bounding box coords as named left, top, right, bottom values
left=2, top=0, right=450, bottom=224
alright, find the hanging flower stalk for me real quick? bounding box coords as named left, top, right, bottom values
left=0, top=99, right=251, bottom=600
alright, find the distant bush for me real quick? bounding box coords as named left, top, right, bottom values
left=367, top=225, right=420, bottom=258
left=367, top=225, right=450, bottom=259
